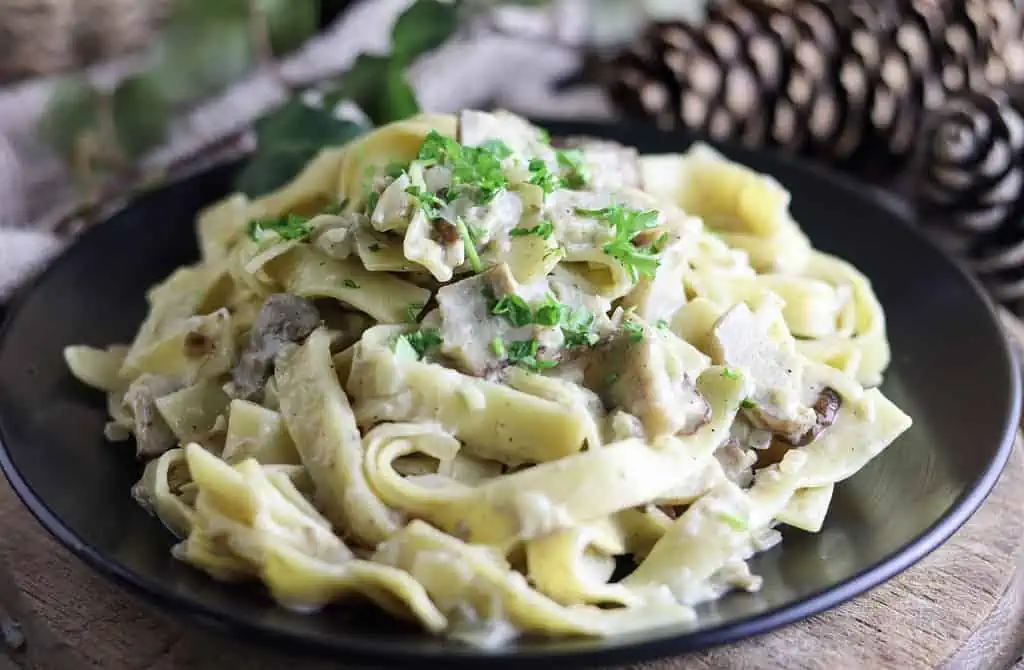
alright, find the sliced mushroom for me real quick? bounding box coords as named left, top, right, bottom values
left=790, top=387, right=842, bottom=446
left=232, top=294, right=320, bottom=400
left=124, top=373, right=184, bottom=460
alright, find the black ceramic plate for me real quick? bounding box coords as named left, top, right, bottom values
left=0, top=121, right=1019, bottom=668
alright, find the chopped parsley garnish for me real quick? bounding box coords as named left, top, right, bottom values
left=506, top=339, right=557, bottom=371
left=718, top=511, right=748, bottom=531
left=406, top=185, right=446, bottom=219
left=343, top=279, right=360, bottom=289
left=247, top=213, right=314, bottom=242
left=454, top=217, right=482, bottom=273
left=655, top=319, right=670, bottom=330
left=415, top=131, right=510, bottom=204
left=491, top=294, right=533, bottom=327
left=578, top=204, right=663, bottom=282
left=416, top=131, right=460, bottom=166
left=740, top=398, right=757, bottom=409
left=528, top=158, right=558, bottom=194
left=484, top=290, right=599, bottom=349
left=405, top=302, right=424, bottom=324
left=556, top=149, right=588, bottom=189
left=623, top=320, right=644, bottom=342
left=479, top=139, right=514, bottom=158
left=544, top=246, right=566, bottom=261
left=534, top=294, right=564, bottom=326
left=606, top=372, right=620, bottom=385
left=396, top=328, right=443, bottom=360
left=490, top=336, right=506, bottom=357
left=722, top=367, right=740, bottom=380
left=560, top=307, right=599, bottom=347
left=509, top=220, right=554, bottom=239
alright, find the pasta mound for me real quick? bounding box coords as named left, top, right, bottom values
left=64, top=109, right=911, bottom=645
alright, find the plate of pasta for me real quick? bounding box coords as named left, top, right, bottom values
left=0, top=111, right=1018, bottom=666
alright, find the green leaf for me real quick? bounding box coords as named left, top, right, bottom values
left=374, top=64, right=421, bottom=124
left=322, top=54, right=388, bottom=110
left=111, top=74, right=172, bottom=158
left=390, top=0, right=460, bottom=64
left=236, top=99, right=370, bottom=196
left=256, top=0, right=319, bottom=56
left=154, top=10, right=253, bottom=105
left=38, top=77, right=101, bottom=158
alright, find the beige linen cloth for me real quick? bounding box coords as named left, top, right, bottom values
left=0, top=0, right=611, bottom=301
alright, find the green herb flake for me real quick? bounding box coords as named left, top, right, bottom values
left=490, top=336, right=506, bottom=358
left=606, top=372, right=620, bottom=385
left=579, top=203, right=663, bottom=282
left=491, top=294, right=533, bottom=327
left=534, top=294, right=565, bottom=327
left=528, top=158, right=558, bottom=194
left=623, top=320, right=644, bottom=343
left=544, top=246, right=566, bottom=262
left=454, top=217, right=482, bottom=273
left=343, top=279, right=360, bottom=289
left=655, top=319, right=670, bottom=330
left=398, top=328, right=443, bottom=360
left=478, top=139, right=513, bottom=158
left=415, top=131, right=510, bottom=204
left=509, top=220, right=554, bottom=239
left=406, top=185, right=446, bottom=219
left=561, top=307, right=598, bottom=348
left=536, top=127, right=551, bottom=144
left=405, top=302, right=425, bottom=324
left=718, top=511, right=748, bottom=531
left=247, top=213, right=314, bottom=242
left=556, top=148, right=588, bottom=189
left=721, top=367, right=740, bottom=380
left=506, top=338, right=557, bottom=371
left=740, top=398, right=757, bottom=409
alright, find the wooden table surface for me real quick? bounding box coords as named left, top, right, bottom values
left=1, top=316, right=1023, bottom=670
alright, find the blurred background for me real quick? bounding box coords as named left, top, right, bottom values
left=0, top=0, right=1023, bottom=316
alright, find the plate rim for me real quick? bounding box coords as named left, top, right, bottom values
left=0, top=122, right=1020, bottom=667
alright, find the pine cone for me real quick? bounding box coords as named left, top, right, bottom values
left=605, top=0, right=1024, bottom=177
left=917, top=89, right=1024, bottom=314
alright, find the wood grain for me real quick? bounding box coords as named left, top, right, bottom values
left=1, top=438, right=1021, bottom=670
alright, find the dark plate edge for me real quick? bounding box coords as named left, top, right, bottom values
left=0, top=129, right=1019, bottom=667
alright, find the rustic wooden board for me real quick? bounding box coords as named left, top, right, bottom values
left=2, top=317, right=1023, bottom=670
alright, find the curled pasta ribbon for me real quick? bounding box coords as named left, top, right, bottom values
left=626, top=387, right=910, bottom=604
left=364, top=369, right=746, bottom=548
left=525, top=518, right=640, bottom=607
left=275, top=328, right=402, bottom=547
left=374, top=520, right=694, bottom=641
left=177, top=445, right=446, bottom=630
left=133, top=448, right=195, bottom=539
left=347, top=327, right=591, bottom=465
left=794, top=251, right=891, bottom=387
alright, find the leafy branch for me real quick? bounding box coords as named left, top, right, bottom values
left=38, top=0, right=560, bottom=230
